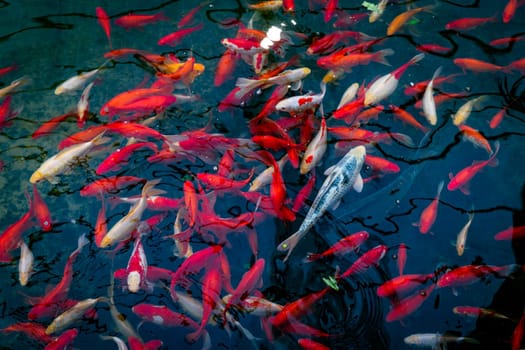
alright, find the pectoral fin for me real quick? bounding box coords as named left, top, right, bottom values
left=353, top=174, right=364, bottom=192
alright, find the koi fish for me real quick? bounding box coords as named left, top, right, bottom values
left=300, top=117, right=327, bottom=175
left=96, top=142, right=157, bottom=175
left=0, top=76, right=31, bottom=98
left=30, top=131, right=110, bottom=184
left=298, top=338, right=330, bottom=350
left=494, top=225, right=525, bottom=240
left=77, top=81, right=94, bottom=128
left=95, top=7, right=112, bottom=48
left=388, top=104, right=428, bottom=133
left=46, top=297, right=105, bottom=335
left=80, top=176, right=146, bottom=197
left=416, top=180, right=444, bottom=234
left=503, top=0, right=519, bottom=23
left=100, top=179, right=164, bottom=247
left=303, top=231, right=370, bottom=262
left=114, top=13, right=169, bottom=29
left=31, top=184, right=52, bottom=232
left=54, top=61, right=107, bottom=95
left=158, top=24, right=204, bottom=46
left=224, top=258, right=265, bottom=315
left=28, top=234, right=88, bottom=320
left=489, top=107, right=507, bottom=129
left=18, top=240, right=34, bottom=286
left=404, top=333, right=479, bottom=347
left=317, top=48, right=394, bottom=72
left=387, top=5, right=434, bottom=36
left=337, top=82, right=359, bottom=109
left=447, top=141, right=499, bottom=194
left=126, top=236, right=149, bottom=293
left=451, top=95, right=487, bottom=126
left=445, top=15, right=497, bottom=31
left=377, top=273, right=434, bottom=299
left=275, top=82, right=326, bottom=114
left=365, top=154, right=400, bottom=174
left=338, top=244, right=387, bottom=279
left=456, top=211, right=474, bottom=256
left=364, top=53, right=425, bottom=106
left=45, top=328, right=78, bottom=350
left=132, top=303, right=200, bottom=329
left=277, top=145, right=366, bottom=262
left=32, top=112, right=77, bottom=139
left=421, top=66, right=442, bottom=126
left=234, top=67, right=311, bottom=99
left=459, top=125, right=492, bottom=154
left=386, top=284, right=435, bottom=322
left=397, top=243, right=408, bottom=275
left=249, top=154, right=288, bottom=192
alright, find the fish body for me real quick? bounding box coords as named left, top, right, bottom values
left=55, top=64, right=105, bottom=95
left=456, top=211, right=474, bottom=256
left=404, top=333, right=479, bottom=347
left=277, top=145, right=366, bottom=261
left=417, top=180, right=444, bottom=234
left=300, top=117, right=327, bottom=175
left=421, top=66, right=442, bottom=126
left=114, top=13, right=169, bottom=29
left=18, top=240, right=34, bottom=286
left=30, top=132, right=109, bottom=184
left=46, top=297, right=103, bottom=335
left=275, top=82, right=326, bottom=113
left=126, top=236, right=148, bottom=293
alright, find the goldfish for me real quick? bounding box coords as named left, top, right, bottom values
left=298, top=338, right=330, bottom=350
left=100, top=180, right=163, bottom=248
left=447, top=141, right=500, bottom=194
left=114, top=13, right=169, bottom=29
left=132, top=303, right=200, bottom=329
left=249, top=154, right=288, bottom=192
left=421, top=66, right=442, bottom=126
left=18, top=240, right=34, bottom=286
left=31, top=184, right=52, bottom=232
left=214, top=49, right=238, bottom=87
left=300, top=117, right=327, bottom=175
left=96, top=142, right=157, bottom=175
left=337, top=244, right=388, bottom=279
left=388, top=104, right=428, bottom=133
left=0, top=197, right=33, bottom=263
left=277, top=145, right=366, bottom=262
left=456, top=211, right=474, bottom=256
left=95, top=7, right=111, bottom=47
left=45, top=328, right=78, bottom=350
left=54, top=61, right=107, bottom=95
left=337, top=82, right=359, bottom=109
left=387, top=5, right=434, bottom=36
left=397, top=243, right=408, bottom=275
left=32, top=112, right=77, bottom=139
left=364, top=53, right=425, bottom=106
left=493, top=225, right=525, bottom=240
left=503, top=0, right=519, bottom=23
left=377, top=273, right=434, bottom=299
left=365, top=154, right=400, bottom=174
left=436, top=264, right=519, bottom=288
left=292, top=173, right=317, bottom=213
left=304, top=231, right=369, bottom=263
left=453, top=306, right=513, bottom=321
left=80, top=175, right=146, bottom=197
left=454, top=58, right=508, bottom=73
left=386, top=284, right=435, bottom=322
left=489, top=107, right=507, bottom=129
left=158, top=24, right=204, bottom=46
left=451, top=95, right=486, bottom=126
left=224, top=258, right=265, bottom=315
left=317, top=48, right=394, bottom=72
left=417, top=180, right=444, bottom=234
left=459, top=125, right=492, bottom=154
left=445, top=15, right=497, bottom=31
left=247, top=0, right=283, bottom=11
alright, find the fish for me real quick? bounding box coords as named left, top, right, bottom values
left=300, top=117, right=327, bottom=175
left=445, top=15, right=497, bottom=31
left=387, top=5, right=434, bottom=36
left=416, top=180, right=444, bottom=234
left=404, top=333, right=479, bottom=347
left=451, top=95, right=486, bottom=126
left=100, top=179, right=164, bottom=247
left=18, top=240, right=34, bottom=286
left=369, top=0, right=389, bottom=23
left=277, top=145, right=366, bottom=262
left=453, top=305, right=513, bottom=321
left=31, top=184, right=52, bottom=232
left=447, top=141, right=500, bottom=194
left=377, top=273, right=434, bottom=299
left=158, top=24, right=204, bottom=46
left=386, top=284, right=435, bottom=322
left=454, top=58, right=508, bottom=74
left=95, top=7, right=112, bottom=48
left=96, top=142, right=158, bottom=175
left=436, top=264, right=519, bottom=288
left=234, top=67, right=311, bottom=99
left=54, top=61, right=108, bottom=95
left=77, top=81, right=94, bottom=128
left=459, top=125, right=493, bottom=154
left=126, top=236, right=149, bottom=293
left=114, top=13, right=169, bottom=29
left=503, top=0, right=519, bottom=23
left=223, top=259, right=265, bottom=315
left=275, top=82, right=326, bottom=114
left=29, top=131, right=110, bottom=184
left=337, top=244, right=388, bottom=279
left=421, top=66, right=442, bottom=126
left=45, top=297, right=105, bottom=335
left=456, top=211, right=474, bottom=256
left=364, top=53, right=425, bottom=106
left=0, top=76, right=31, bottom=98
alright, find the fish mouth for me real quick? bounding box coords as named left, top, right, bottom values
left=29, top=171, right=44, bottom=184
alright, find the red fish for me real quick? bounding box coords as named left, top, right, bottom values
left=445, top=16, right=497, bottom=31
left=338, top=245, right=388, bottom=279
left=80, top=176, right=146, bottom=197
left=105, top=121, right=167, bottom=141
left=95, top=7, right=112, bottom=48
left=386, top=284, right=435, bottom=322
left=503, top=0, right=518, bottom=23
left=298, top=338, right=330, bottom=350
left=365, top=154, right=400, bottom=174
left=183, top=180, right=198, bottom=227
left=292, top=173, right=317, bottom=213
left=94, top=199, right=107, bottom=248
left=0, top=196, right=34, bottom=262
left=377, top=273, right=434, bottom=299
left=283, top=0, right=295, bottom=12
left=416, top=43, right=452, bottom=54
left=304, top=231, right=369, bottom=262
left=158, top=24, right=204, bottom=46
left=0, top=322, right=53, bottom=344
left=454, top=58, right=509, bottom=73
left=324, top=0, right=338, bottom=22
left=490, top=107, right=507, bottom=129
left=32, top=184, right=52, bottom=232
left=416, top=181, right=444, bottom=234
left=126, top=236, right=149, bottom=293
left=271, top=287, right=330, bottom=330
left=512, top=313, right=525, bottom=350
left=114, top=13, right=169, bottom=29
left=214, top=49, right=238, bottom=87
left=28, top=235, right=88, bottom=320
left=494, top=225, right=525, bottom=240
left=32, top=112, right=77, bottom=139
left=397, top=243, right=408, bottom=275
left=388, top=104, right=428, bottom=133
left=178, top=3, right=205, bottom=28
left=196, top=169, right=254, bottom=191
left=132, top=303, right=200, bottom=328
left=224, top=258, right=265, bottom=314
left=436, top=264, right=518, bottom=288
left=128, top=336, right=163, bottom=350
left=44, top=328, right=78, bottom=350
left=447, top=142, right=500, bottom=194
left=96, top=142, right=157, bottom=175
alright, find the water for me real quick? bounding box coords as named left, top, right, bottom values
left=0, top=0, right=524, bottom=349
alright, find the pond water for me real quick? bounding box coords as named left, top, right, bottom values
left=0, top=0, right=524, bottom=349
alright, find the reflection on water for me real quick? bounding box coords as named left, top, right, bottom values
left=0, top=0, right=524, bottom=349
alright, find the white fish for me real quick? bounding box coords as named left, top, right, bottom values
left=275, top=82, right=326, bottom=114
left=456, top=211, right=474, bottom=256
left=99, top=336, right=128, bottom=350
left=77, top=81, right=95, bottom=127
left=451, top=95, right=486, bottom=126
left=300, top=117, right=327, bottom=175
left=30, top=131, right=109, bottom=184
left=0, top=76, right=31, bottom=98
left=364, top=53, right=425, bottom=106
left=235, top=67, right=311, bottom=98
left=172, top=209, right=193, bottom=258
left=404, top=333, right=479, bottom=347
left=369, top=0, right=389, bottom=23
left=337, top=82, right=359, bottom=109
left=277, top=145, right=367, bottom=262
left=46, top=297, right=106, bottom=335
left=100, top=179, right=164, bottom=248
left=18, top=240, right=34, bottom=286
left=54, top=61, right=108, bottom=95
left=421, top=66, right=442, bottom=126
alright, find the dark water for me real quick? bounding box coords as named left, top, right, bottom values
left=0, top=0, right=524, bottom=349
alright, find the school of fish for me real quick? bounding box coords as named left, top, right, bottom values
left=0, top=0, right=525, bottom=349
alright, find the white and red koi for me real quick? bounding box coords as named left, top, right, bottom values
left=126, top=236, right=149, bottom=293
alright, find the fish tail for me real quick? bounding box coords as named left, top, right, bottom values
left=235, top=77, right=266, bottom=97
left=303, top=253, right=322, bottom=263
left=375, top=48, right=395, bottom=66
left=141, top=178, right=165, bottom=198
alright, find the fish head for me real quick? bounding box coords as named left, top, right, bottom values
left=29, top=171, right=45, bottom=184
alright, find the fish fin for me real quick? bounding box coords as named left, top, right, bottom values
left=324, top=164, right=336, bottom=175
left=459, top=185, right=470, bottom=196
left=353, top=174, right=364, bottom=192
left=290, top=79, right=303, bottom=91
left=48, top=175, right=60, bottom=184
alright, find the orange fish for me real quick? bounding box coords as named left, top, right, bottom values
left=417, top=180, right=444, bottom=234
left=454, top=58, right=509, bottom=73
left=95, top=7, right=112, bottom=48
left=458, top=125, right=492, bottom=154
left=445, top=15, right=497, bottom=31
left=447, top=142, right=500, bottom=194
left=114, top=13, right=169, bottom=29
